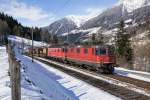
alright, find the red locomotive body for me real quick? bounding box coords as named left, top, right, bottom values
left=47, top=46, right=116, bottom=73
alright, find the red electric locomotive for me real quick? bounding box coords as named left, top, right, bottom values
left=47, top=45, right=116, bottom=73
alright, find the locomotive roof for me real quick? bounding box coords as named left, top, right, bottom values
left=49, top=45, right=114, bottom=48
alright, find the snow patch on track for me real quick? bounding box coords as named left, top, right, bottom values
left=115, top=67, right=150, bottom=82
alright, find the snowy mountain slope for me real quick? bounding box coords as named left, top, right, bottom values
left=45, top=14, right=93, bottom=35
left=44, top=0, right=150, bottom=44
left=65, top=15, right=88, bottom=27
left=44, top=0, right=150, bottom=37
left=81, top=5, right=123, bottom=29
left=61, top=27, right=101, bottom=36
left=119, top=0, right=150, bottom=12
left=46, top=17, right=78, bottom=35
left=67, top=0, right=150, bottom=43
left=82, top=0, right=150, bottom=29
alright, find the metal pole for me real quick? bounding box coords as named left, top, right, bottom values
left=21, top=37, right=24, bottom=54
left=32, top=27, right=34, bottom=62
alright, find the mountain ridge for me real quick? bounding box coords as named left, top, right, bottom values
left=45, top=0, right=150, bottom=38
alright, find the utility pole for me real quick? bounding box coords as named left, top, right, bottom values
left=32, top=27, right=34, bottom=62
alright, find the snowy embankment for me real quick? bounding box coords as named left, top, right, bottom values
left=115, top=67, right=150, bottom=82
left=13, top=41, right=120, bottom=100
left=0, top=46, right=49, bottom=100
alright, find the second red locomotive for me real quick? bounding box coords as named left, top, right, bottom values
left=47, top=45, right=116, bottom=73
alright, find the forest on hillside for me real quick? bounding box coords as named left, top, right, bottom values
left=0, top=12, right=59, bottom=45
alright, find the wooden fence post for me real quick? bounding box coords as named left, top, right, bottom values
left=8, top=43, right=21, bottom=100
left=12, top=59, right=21, bottom=100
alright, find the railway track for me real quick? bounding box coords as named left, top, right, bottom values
left=107, top=74, right=150, bottom=92
left=34, top=56, right=150, bottom=100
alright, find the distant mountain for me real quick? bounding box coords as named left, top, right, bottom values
left=45, top=17, right=77, bottom=35
left=81, top=5, right=123, bottom=29
left=44, top=0, right=150, bottom=43
left=45, top=15, right=90, bottom=35
left=81, top=0, right=150, bottom=29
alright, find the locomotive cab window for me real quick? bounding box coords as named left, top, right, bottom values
left=84, top=48, right=88, bottom=54
left=64, top=48, right=68, bottom=53
left=96, top=48, right=106, bottom=55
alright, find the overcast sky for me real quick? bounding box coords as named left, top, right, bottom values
left=0, top=0, right=118, bottom=27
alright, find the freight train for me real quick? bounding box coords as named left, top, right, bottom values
left=27, top=45, right=116, bottom=74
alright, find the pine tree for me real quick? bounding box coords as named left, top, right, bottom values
left=116, top=20, right=125, bottom=57
left=97, top=33, right=104, bottom=45
left=0, top=19, right=10, bottom=45
left=115, top=19, right=133, bottom=63
left=91, top=33, right=96, bottom=45
left=52, top=35, right=58, bottom=44
left=41, top=29, right=51, bottom=43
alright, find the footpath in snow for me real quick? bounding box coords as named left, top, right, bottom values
left=14, top=43, right=120, bottom=100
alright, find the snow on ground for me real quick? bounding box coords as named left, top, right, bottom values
left=8, top=35, right=48, bottom=47
left=65, top=15, right=87, bottom=27
left=61, top=27, right=101, bottom=36
left=0, top=46, right=11, bottom=100
left=115, top=67, right=150, bottom=82
left=13, top=42, right=121, bottom=100
left=20, top=62, right=50, bottom=100
left=0, top=46, right=49, bottom=100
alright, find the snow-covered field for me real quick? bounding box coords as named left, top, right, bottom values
left=0, top=46, right=11, bottom=100
left=8, top=35, right=48, bottom=47
left=0, top=46, right=49, bottom=100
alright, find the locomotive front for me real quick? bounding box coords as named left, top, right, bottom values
left=95, top=46, right=116, bottom=73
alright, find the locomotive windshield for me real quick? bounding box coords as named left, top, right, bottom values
left=108, top=47, right=115, bottom=55
left=96, top=48, right=106, bottom=55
